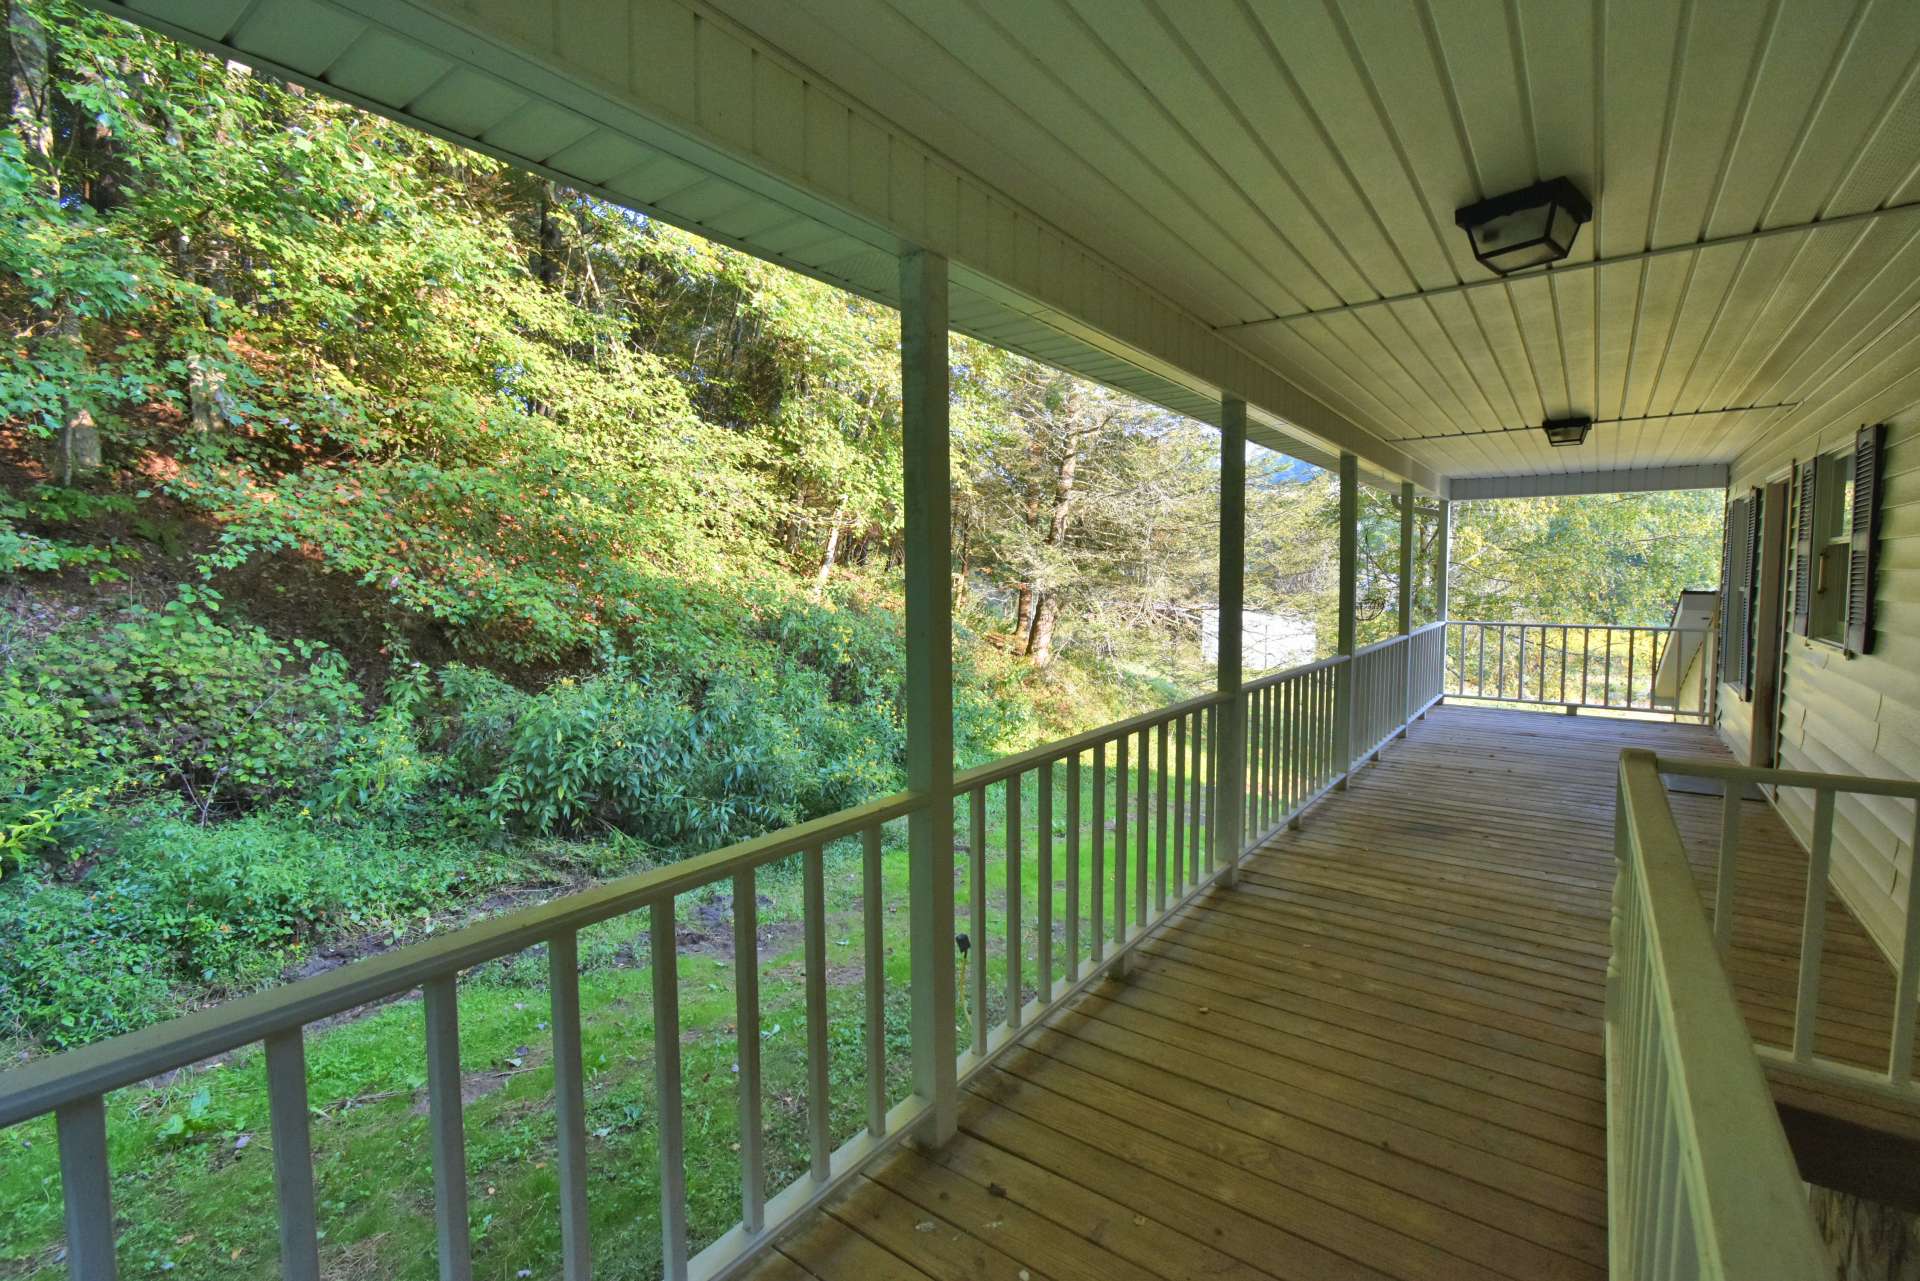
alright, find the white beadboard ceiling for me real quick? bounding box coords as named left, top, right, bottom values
left=95, top=0, right=1920, bottom=494
left=704, top=0, right=1920, bottom=484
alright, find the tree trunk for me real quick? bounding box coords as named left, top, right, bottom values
left=536, top=182, right=564, bottom=289
left=1010, top=585, right=1036, bottom=654
left=1007, top=427, right=1051, bottom=651
left=9, top=2, right=98, bottom=482
left=6, top=1, right=49, bottom=165
left=1027, top=591, right=1060, bottom=667
left=1045, top=444, right=1080, bottom=546
left=813, top=508, right=844, bottom=596
left=174, top=235, right=229, bottom=435
left=1022, top=438, right=1080, bottom=665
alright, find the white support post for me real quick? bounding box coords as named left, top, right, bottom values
left=1793, top=789, right=1836, bottom=1062
left=1334, top=453, right=1358, bottom=788
left=1890, top=802, right=1920, bottom=1084
left=1429, top=497, right=1449, bottom=719
left=1215, top=395, right=1246, bottom=883
left=1398, top=480, right=1414, bottom=730
left=901, top=248, right=957, bottom=1144
left=1397, top=482, right=1415, bottom=635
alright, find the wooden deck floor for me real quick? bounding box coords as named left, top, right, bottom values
left=743, top=704, right=1914, bottom=1281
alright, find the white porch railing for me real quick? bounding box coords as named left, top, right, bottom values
left=1608, top=747, right=1920, bottom=1279
left=1241, top=653, right=1339, bottom=845
left=1646, top=753, right=1920, bottom=1100
left=0, top=625, right=1452, bottom=1281
left=1449, top=621, right=1716, bottom=721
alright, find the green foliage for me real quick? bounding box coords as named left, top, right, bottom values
left=0, top=632, right=122, bottom=870
left=22, top=591, right=363, bottom=823
left=0, top=874, right=169, bottom=1047
left=153, top=1087, right=223, bottom=1148
left=1450, top=490, right=1723, bottom=625
left=438, top=612, right=908, bottom=846
left=0, top=132, right=194, bottom=441
left=0, top=486, right=140, bottom=579
left=0, top=812, right=530, bottom=1047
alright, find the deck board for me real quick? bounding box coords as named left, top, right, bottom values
left=751, top=704, right=1920, bottom=1278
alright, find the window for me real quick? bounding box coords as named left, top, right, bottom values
left=1790, top=424, right=1886, bottom=654
left=1805, top=452, right=1850, bottom=643
left=1719, top=493, right=1758, bottom=697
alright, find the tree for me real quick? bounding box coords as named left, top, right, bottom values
left=952, top=361, right=1223, bottom=671
left=5, top=0, right=98, bottom=482
left=1449, top=491, right=1723, bottom=626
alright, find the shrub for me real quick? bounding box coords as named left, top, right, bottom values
left=0, top=658, right=123, bottom=870
left=103, top=814, right=507, bottom=984
left=24, top=590, right=365, bottom=823
left=315, top=662, right=441, bottom=821
left=433, top=649, right=904, bottom=849
left=0, top=811, right=531, bottom=1047
left=0, top=874, right=172, bottom=1048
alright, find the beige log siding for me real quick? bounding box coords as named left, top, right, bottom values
left=1719, top=411, right=1920, bottom=964
left=1720, top=678, right=1755, bottom=754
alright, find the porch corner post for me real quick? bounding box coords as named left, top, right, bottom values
left=901, top=248, right=957, bottom=1143
left=1334, top=452, right=1358, bottom=788
left=1215, top=394, right=1247, bottom=884
left=1397, top=480, right=1414, bottom=728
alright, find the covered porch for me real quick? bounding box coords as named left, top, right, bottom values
left=15, top=2, right=1920, bottom=1278
left=741, top=704, right=1918, bottom=1281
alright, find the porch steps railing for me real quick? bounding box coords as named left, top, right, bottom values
left=1646, top=753, right=1920, bottom=1100
left=1, top=623, right=1449, bottom=1281
left=1610, top=747, right=1920, bottom=1279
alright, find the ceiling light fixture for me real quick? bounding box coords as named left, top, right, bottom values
left=1454, top=178, right=1593, bottom=276
left=1541, top=415, right=1594, bottom=447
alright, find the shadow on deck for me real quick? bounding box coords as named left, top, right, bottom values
left=743, top=704, right=1914, bottom=1281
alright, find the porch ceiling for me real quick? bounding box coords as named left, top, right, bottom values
left=706, top=0, right=1920, bottom=484
left=94, top=1, right=1920, bottom=494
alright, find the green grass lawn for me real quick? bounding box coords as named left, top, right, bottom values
left=0, top=751, right=1217, bottom=1280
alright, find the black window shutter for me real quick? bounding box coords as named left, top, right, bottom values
left=1846, top=423, right=1887, bottom=655
left=1719, top=502, right=1737, bottom=674
left=1740, top=486, right=1761, bottom=699
left=1791, top=460, right=1816, bottom=637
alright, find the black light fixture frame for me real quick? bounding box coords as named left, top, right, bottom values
left=1541, top=415, right=1594, bottom=447
left=1453, top=177, right=1594, bottom=276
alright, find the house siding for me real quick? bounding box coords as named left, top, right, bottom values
left=1720, top=411, right=1920, bottom=963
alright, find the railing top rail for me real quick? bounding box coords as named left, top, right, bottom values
left=1242, top=651, right=1346, bottom=690
left=1616, top=749, right=1832, bottom=1277
left=0, top=788, right=924, bottom=1126
left=953, top=688, right=1225, bottom=791
left=956, top=624, right=1443, bottom=788
left=1451, top=619, right=1706, bottom=632
left=1651, top=753, right=1920, bottom=801
left=1352, top=632, right=1409, bottom=659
